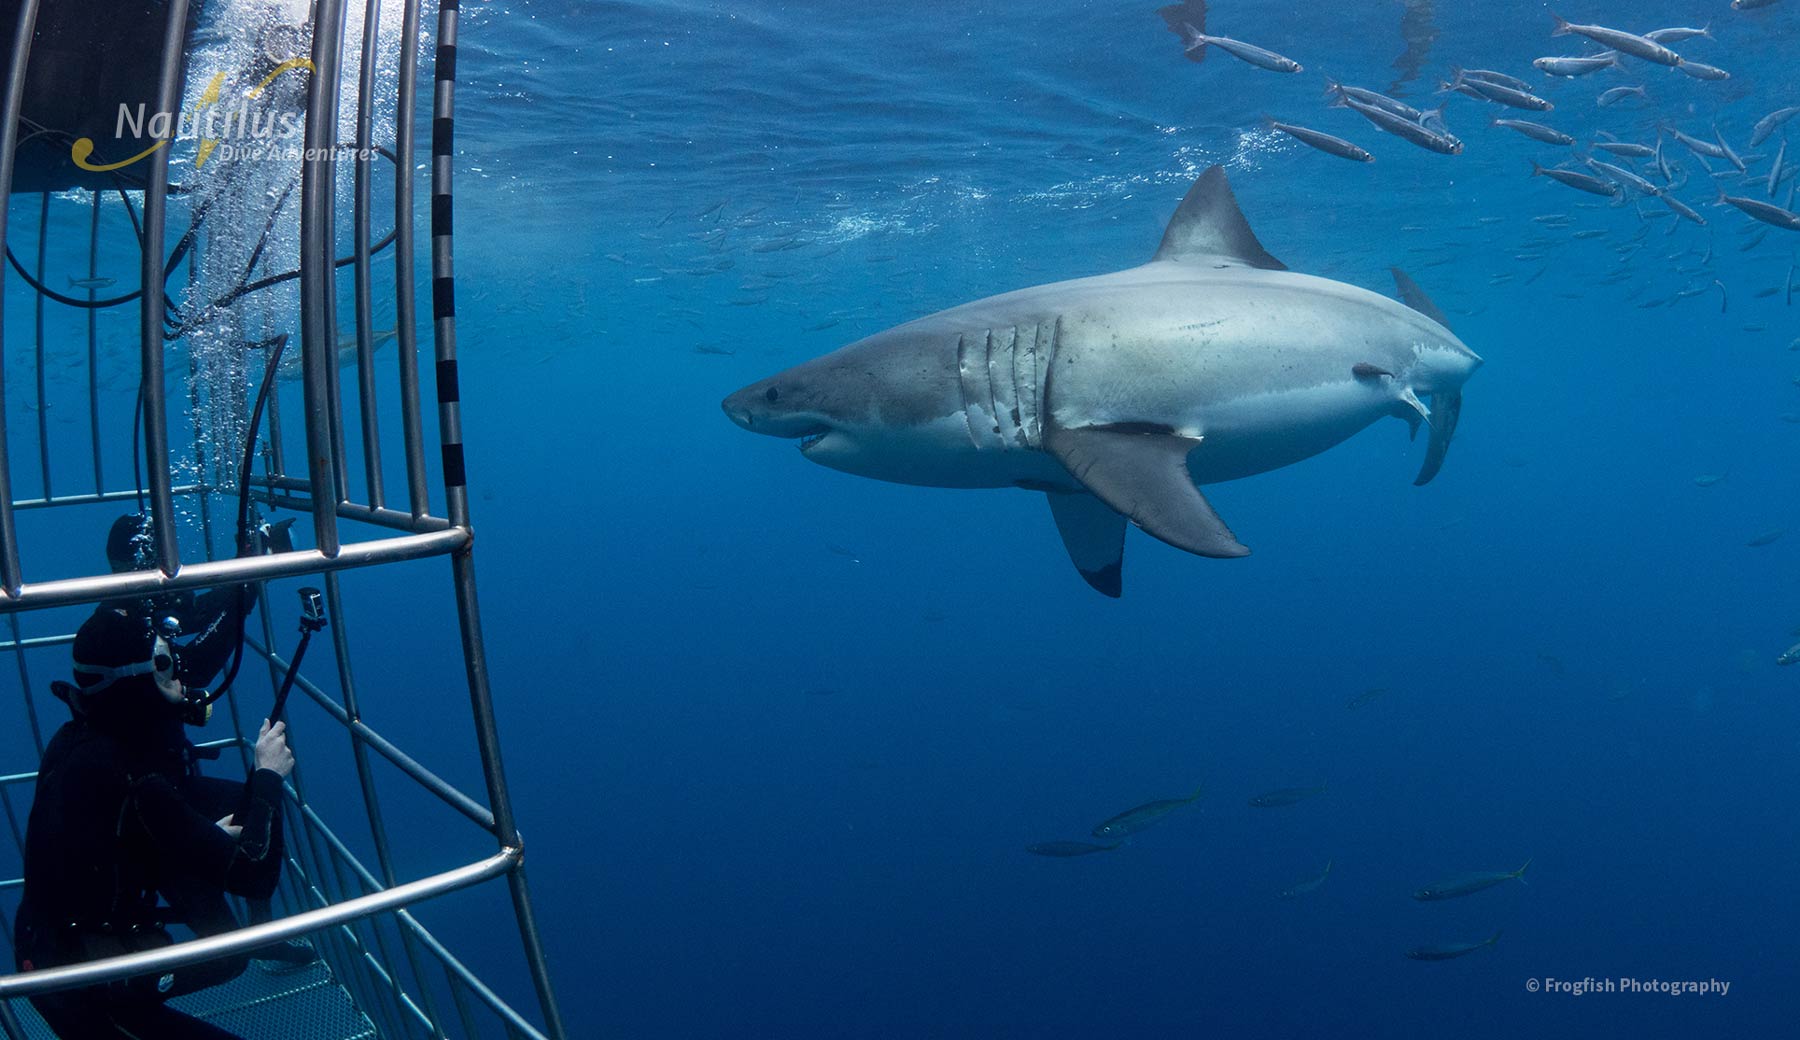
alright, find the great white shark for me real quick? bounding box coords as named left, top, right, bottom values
left=722, top=165, right=1483, bottom=597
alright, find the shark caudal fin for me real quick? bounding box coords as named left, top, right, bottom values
left=1389, top=267, right=1466, bottom=486
left=1044, top=491, right=1127, bottom=597
left=1044, top=426, right=1250, bottom=561
left=1413, top=390, right=1462, bottom=486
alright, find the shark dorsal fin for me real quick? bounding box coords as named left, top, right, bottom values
left=1152, top=166, right=1286, bottom=270
left=1389, top=267, right=1453, bottom=330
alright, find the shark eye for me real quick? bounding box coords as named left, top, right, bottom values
left=764, top=386, right=780, bottom=403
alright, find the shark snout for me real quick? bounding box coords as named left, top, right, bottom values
left=721, top=381, right=832, bottom=442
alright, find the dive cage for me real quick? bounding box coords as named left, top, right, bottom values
left=0, top=1, right=566, bottom=1038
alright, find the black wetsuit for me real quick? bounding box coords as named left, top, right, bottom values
left=13, top=593, right=280, bottom=1040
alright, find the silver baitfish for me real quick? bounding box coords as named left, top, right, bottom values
left=1269, top=120, right=1374, bottom=162
left=1406, top=931, right=1502, bottom=961
left=1091, top=786, right=1205, bottom=839
left=1533, top=53, right=1618, bottom=77
left=1551, top=15, right=1682, bottom=66
left=1412, top=860, right=1532, bottom=900
left=1174, top=22, right=1303, bottom=72
left=1492, top=118, right=1574, bottom=146
left=1277, top=860, right=1333, bottom=900
left=1531, top=162, right=1621, bottom=197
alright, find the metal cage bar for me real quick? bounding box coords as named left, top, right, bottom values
left=0, top=1, right=567, bottom=1035
left=139, top=0, right=191, bottom=578
left=0, top=0, right=39, bottom=596
left=301, top=0, right=350, bottom=559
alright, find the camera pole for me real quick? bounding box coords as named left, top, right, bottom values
left=267, top=586, right=327, bottom=724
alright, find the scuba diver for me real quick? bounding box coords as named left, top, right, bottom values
left=11, top=514, right=314, bottom=1039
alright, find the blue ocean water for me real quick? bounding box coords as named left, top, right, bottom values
left=439, top=1, right=1798, bottom=1036
left=5, top=0, right=1800, bottom=1037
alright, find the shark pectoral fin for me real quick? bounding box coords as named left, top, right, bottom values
left=1045, top=491, right=1127, bottom=598
left=1045, top=426, right=1250, bottom=559
left=1414, top=390, right=1463, bottom=486
left=1151, top=166, right=1286, bottom=270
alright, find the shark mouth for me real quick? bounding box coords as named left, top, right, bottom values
left=796, top=428, right=830, bottom=453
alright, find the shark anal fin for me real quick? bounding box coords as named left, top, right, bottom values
left=1152, top=166, right=1286, bottom=271
left=1389, top=267, right=1453, bottom=330
left=1045, top=491, right=1126, bottom=597
left=1414, top=390, right=1463, bottom=486
left=1045, top=426, right=1250, bottom=559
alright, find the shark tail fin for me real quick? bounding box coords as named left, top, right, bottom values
left=1414, top=390, right=1462, bottom=486
left=1513, top=857, right=1533, bottom=883
left=1485, top=929, right=1504, bottom=949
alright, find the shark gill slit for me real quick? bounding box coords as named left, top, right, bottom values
left=954, top=331, right=981, bottom=448
left=1013, top=320, right=1040, bottom=448
left=983, top=329, right=1007, bottom=449
left=989, top=326, right=1023, bottom=450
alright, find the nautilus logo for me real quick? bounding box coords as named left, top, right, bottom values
left=71, top=57, right=321, bottom=172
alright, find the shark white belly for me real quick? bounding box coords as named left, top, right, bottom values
left=723, top=166, right=1483, bottom=596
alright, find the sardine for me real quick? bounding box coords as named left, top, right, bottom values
left=1676, top=59, right=1730, bottom=81
left=1771, top=140, right=1789, bottom=199
left=1346, top=687, right=1389, bottom=709
left=1531, top=161, right=1621, bottom=197
left=1460, top=68, right=1534, bottom=93
left=1659, top=193, right=1705, bottom=225
left=1532, top=53, right=1617, bottom=77
left=1091, top=785, right=1205, bottom=839
left=1551, top=16, right=1683, bottom=66
left=1747, top=528, right=1786, bottom=547
left=1750, top=106, right=1800, bottom=148
left=1586, top=157, right=1662, bottom=196
left=1645, top=26, right=1711, bottom=43
left=1277, top=860, right=1333, bottom=899
left=1447, top=71, right=1552, bottom=111
left=1596, top=85, right=1647, bottom=107
left=1406, top=931, right=1502, bottom=961
left=1715, top=129, right=1746, bottom=173
left=1413, top=860, right=1531, bottom=900
left=1325, top=81, right=1422, bottom=121
left=1778, top=640, right=1800, bottom=666
left=1717, top=191, right=1800, bottom=231
left=66, top=275, right=116, bottom=290
left=1176, top=23, right=1303, bottom=72
left=1341, top=97, right=1463, bottom=155
left=1492, top=117, right=1573, bottom=146
left=1269, top=120, right=1374, bottom=162
left=1593, top=140, right=1654, bottom=158
left=1665, top=125, right=1727, bottom=160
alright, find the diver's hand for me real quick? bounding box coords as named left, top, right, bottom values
left=255, top=719, right=295, bottom=778
left=216, top=815, right=243, bottom=839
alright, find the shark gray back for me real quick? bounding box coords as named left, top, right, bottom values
left=723, top=166, right=1482, bottom=596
